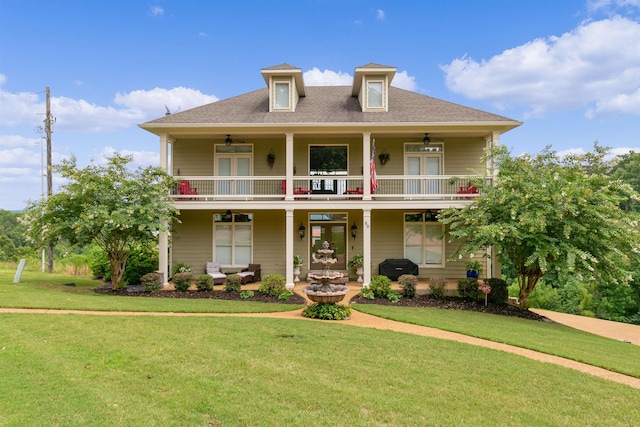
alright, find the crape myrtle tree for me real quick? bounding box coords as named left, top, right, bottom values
left=439, top=144, right=640, bottom=309
left=22, top=153, right=179, bottom=289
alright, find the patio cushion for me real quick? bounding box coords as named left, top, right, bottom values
left=205, top=262, right=221, bottom=273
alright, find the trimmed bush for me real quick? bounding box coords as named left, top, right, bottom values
left=173, top=272, right=194, bottom=292
left=140, top=272, right=162, bottom=292
left=239, top=290, right=254, bottom=299
left=195, top=274, right=213, bottom=291
left=302, top=303, right=351, bottom=320
left=457, top=278, right=479, bottom=300
left=486, top=278, right=509, bottom=304
left=172, top=262, right=191, bottom=276
left=225, top=274, right=242, bottom=293
left=398, top=274, right=418, bottom=298
left=358, top=287, right=375, bottom=300
left=258, top=274, right=286, bottom=297
left=429, top=277, right=447, bottom=299
left=278, top=289, right=295, bottom=301
left=369, top=275, right=392, bottom=299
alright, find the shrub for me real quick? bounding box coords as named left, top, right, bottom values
left=140, top=272, right=162, bottom=292
left=429, top=277, right=447, bottom=299
left=195, top=274, right=213, bottom=291
left=239, top=290, right=254, bottom=299
left=173, top=272, right=194, bottom=291
left=89, top=245, right=158, bottom=285
left=258, top=274, right=286, bottom=297
left=278, top=289, right=294, bottom=301
left=302, top=303, right=351, bottom=320
left=225, top=274, right=242, bottom=293
left=457, top=278, right=479, bottom=300
left=398, top=274, right=417, bottom=298
left=370, top=275, right=392, bottom=299
left=359, top=287, right=375, bottom=300
left=387, top=291, right=402, bottom=303
left=485, top=278, right=509, bottom=304
left=172, top=262, right=191, bottom=276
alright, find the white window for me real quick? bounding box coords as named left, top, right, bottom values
left=404, top=212, right=444, bottom=267
left=274, top=82, right=290, bottom=109
left=367, top=81, right=383, bottom=108
left=214, top=212, right=252, bottom=265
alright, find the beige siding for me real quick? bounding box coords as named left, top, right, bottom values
left=171, top=210, right=213, bottom=275
left=252, top=210, right=286, bottom=276
left=172, top=140, right=215, bottom=176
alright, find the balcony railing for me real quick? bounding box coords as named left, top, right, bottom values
left=171, top=175, right=487, bottom=201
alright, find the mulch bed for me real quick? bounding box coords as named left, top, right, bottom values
left=93, top=284, right=307, bottom=305
left=94, top=284, right=544, bottom=320
left=350, top=295, right=546, bottom=321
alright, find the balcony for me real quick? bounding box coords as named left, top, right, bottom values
left=171, top=175, right=485, bottom=202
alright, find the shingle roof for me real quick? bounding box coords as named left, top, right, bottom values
left=143, top=86, right=517, bottom=126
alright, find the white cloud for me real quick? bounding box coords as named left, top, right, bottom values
left=0, top=82, right=218, bottom=132
left=150, top=5, right=164, bottom=17
left=114, top=87, right=218, bottom=116
left=558, top=145, right=640, bottom=160
left=304, top=68, right=353, bottom=86
left=391, top=71, right=417, bottom=91
left=442, top=16, right=640, bottom=118
left=376, top=9, right=385, bottom=21
left=97, top=146, right=160, bottom=168
left=198, top=32, right=208, bottom=37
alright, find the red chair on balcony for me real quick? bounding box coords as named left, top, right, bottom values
left=177, top=180, right=198, bottom=200
left=457, top=182, right=478, bottom=199
left=281, top=180, right=312, bottom=199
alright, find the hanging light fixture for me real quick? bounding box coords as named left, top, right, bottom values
left=423, top=133, right=431, bottom=145
left=351, top=221, right=358, bottom=239
left=225, top=134, right=232, bottom=146
left=298, top=223, right=306, bottom=240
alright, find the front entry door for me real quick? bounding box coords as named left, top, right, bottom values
left=217, top=154, right=251, bottom=195
left=309, top=223, right=346, bottom=270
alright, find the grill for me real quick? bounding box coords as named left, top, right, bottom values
left=378, top=259, right=419, bottom=280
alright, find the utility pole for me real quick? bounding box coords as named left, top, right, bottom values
left=45, top=87, right=54, bottom=272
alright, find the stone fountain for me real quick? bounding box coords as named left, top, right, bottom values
left=302, top=241, right=349, bottom=304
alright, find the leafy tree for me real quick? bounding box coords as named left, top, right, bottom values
left=440, top=144, right=640, bottom=309
left=22, top=153, right=178, bottom=289
left=610, top=151, right=640, bottom=212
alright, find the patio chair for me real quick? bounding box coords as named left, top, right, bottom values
left=238, top=264, right=261, bottom=284
left=205, top=262, right=226, bottom=285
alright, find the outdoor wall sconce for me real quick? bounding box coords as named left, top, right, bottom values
left=378, top=149, right=390, bottom=165
left=298, top=223, right=306, bottom=240
left=423, top=133, right=431, bottom=145
left=351, top=221, right=358, bottom=239
left=267, top=149, right=276, bottom=168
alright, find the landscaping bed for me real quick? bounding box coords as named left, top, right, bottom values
left=350, top=294, right=546, bottom=321
left=93, top=285, right=307, bottom=305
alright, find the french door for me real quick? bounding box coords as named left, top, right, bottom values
left=405, top=154, right=441, bottom=195
left=216, top=154, right=251, bottom=195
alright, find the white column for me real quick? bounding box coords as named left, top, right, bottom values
left=362, top=209, right=372, bottom=287
left=362, top=132, right=372, bottom=200
left=285, top=209, right=295, bottom=289
left=285, top=133, right=294, bottom=200
left=158, top=134, right=170, bottom=285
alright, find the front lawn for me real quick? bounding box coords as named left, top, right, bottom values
left=1, top=314, right=638, bottom=426
left=353, top=304, right=640, bottom=378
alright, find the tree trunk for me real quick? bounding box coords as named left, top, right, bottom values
left=109, top=251, right=130, bottom=289
left=518, top=271, right=542, bottom=309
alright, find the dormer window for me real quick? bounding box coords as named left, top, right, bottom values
left=261, top=63, right=305, bottom=112
left=351, top=63, right=396, bottom=112
left=367, top=81, right=383, bottom=109
left=275, top=82, right=290, bottom=109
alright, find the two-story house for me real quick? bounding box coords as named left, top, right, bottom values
left=139, top=63, right=521, bottom=288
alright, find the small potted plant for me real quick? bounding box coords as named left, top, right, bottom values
left=293, top=255, right=303, bottom=282
left=348, top=253, right=364, bottom=282
left=465, top=260, right=482, bottom=279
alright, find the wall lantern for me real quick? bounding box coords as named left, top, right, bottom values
left=267, top=149, right=276, bottom=168
left=378, top=149, right=390, bottom=165
left=298, top=223, right=306, bottom=240
left=351, top=221, right=358, bottom=239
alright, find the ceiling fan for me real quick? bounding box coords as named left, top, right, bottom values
left=422, top=133, right=444, bottom=145
left=222, top=134, right=246, bottom=146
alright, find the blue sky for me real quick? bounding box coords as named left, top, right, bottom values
left=1, top=0, right=639, bottom=210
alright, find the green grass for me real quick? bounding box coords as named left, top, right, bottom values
left=1, top=314, right=638, bottom=426
left=0, top=269, right=303, bottom=313
left=353, top=304, right=640, bottom=378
